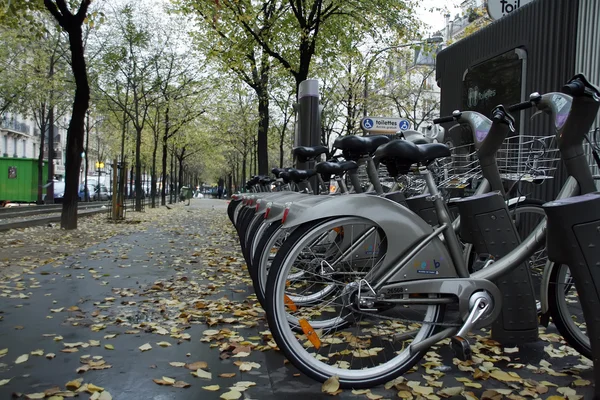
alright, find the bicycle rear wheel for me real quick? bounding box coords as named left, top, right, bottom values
left=265, top=217, right=445, bottom=388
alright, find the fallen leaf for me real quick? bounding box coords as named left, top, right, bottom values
left=0, top=348, right=7, bottom=356
left=186, top=361, right=208, bottom=370
left=50, top=307, right=64, bottom=313
left=573, top=379, right=591, bottom=386
left=169, top=362, right=187, bottom=368
left=104, top=344, right=114, bottom=350
left=25, top=394, right=45, bottom=399
left=173, top=381, right=191, bottom=388
left=65, top=378, right=83, bottom=390
left=220, top=390, right=242, bottom=400
left=322, top=375, right=340, bottom=394
left=153, top=378, right=174, bottom=386
left=157, top=341, right=171, bottom=347
left=191, top=369, right=212, bottom=379
left=30, top=349, right=44, bottom=356
left=203, top=385, right=220, bottom=391
left=139, top=343, right=152, bottom=352
left=437, top=387, right=463, bottom=397
left=220, top=373, right=236, bottom=378
left=235, top=361, right=260, bottom=372
left=46, top=353, right=56, bottom=359
left=504, top=346, right=519, bottom=353
left=76, top=365, right=91, bottom=373
left=0, top=379, right=10, bottom=386
left=15, top=354, right=29, bottom=364
left=490, top=369, right=522, bottom=382
left=86, top=383, right=104, bottom=393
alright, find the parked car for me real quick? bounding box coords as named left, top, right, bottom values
left=78, top=184, right=95, bottom=201
left=42, top=181, right=65, bottom=203
left=95, top=185, right=110, bottom=201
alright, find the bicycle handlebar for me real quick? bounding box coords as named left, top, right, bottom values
left=433, top=115, right=455, bottom=124
left=562, top=79, right=586, bottom=96
left=508, top=101, right=534, bottom=112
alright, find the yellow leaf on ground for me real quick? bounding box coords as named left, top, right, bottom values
left=169, top=362, right=186, bottom=368
left=15, top=354, right=29, bottom=364
left=65, top=378, right=83, bottom=390
left=191, top=369, right=212, bottom=379
left=203, top=385, right=220, bottom=391
left=322, top=375, right=340, bottom=394
left=490, top=369, right=522, bottom=382
left=86, top=383, right=104, bottom=393
left=46, top=353, right=56, bottom=359
left=25, top=393, right=45, bottom=399
left=186, top=361, right=208, bottom=370
left=30, top=349, right=44, bottom=356
left=157, top=341, right=171, bottom=347
left=437, top=387, right=463, bottom=397
left=104, top=344, right=114, bottom=350
left=0, top=379, right=11, bottom=386
left=0, top=349, right=7, bottom=356
left=139, top=343, right=152, bottom=352
left=220, top=390, right=242, bottom=400
left=173, top=381, right=191, bottom=388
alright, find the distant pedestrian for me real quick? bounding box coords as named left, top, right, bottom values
left=217, top=178, right=224, bottom=199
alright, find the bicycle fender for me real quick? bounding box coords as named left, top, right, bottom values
left=282, top=194, right=438, bottom=270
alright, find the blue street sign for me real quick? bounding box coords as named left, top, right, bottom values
left=399, top=120, right=410, bottom=131
left=363, top=118, right=374, bottom=129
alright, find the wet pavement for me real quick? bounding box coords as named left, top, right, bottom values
left=0, top=199, right=595, bottom=399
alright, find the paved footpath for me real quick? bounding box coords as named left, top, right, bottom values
left=0, top=199, right=594, bottom=399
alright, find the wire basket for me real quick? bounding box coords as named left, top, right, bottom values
left=435, top=143, right=481, bottom=189
left=496, top=135, right=560, bottom=182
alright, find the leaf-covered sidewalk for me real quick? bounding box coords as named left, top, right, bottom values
left=0, top=199, right=595, bottom=399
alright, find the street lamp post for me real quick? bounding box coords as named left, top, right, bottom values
left=362, top=37, right=443, bottom=118
left=95, top=161, right=104, bottom=201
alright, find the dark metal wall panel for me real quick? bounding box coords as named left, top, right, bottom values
left=436, top=0, right=581, bottom=200
left=576, top=0, right=600, bottom=131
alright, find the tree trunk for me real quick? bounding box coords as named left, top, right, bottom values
left=151, top=138, right=157, bottom=208
left=84, top=111, right=90, bottom=201
left=59, top=16, right=89, bottom=230
left=256, top=86, right=269, bottom=175
left=46, top=105, right=55, bottom=204
left=160, top=107, right=169, bottom=206
left=37, top=111, right=47, bottom=204
left=169, top=148, right=174, bottom=204
left=242, top=152, right=247, bottom=191
left=134, top=127, right=142, bottom=211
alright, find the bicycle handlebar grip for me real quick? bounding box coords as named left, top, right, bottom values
left=433, top=115, right=454, bottom=124
left=508, top=101, right=533, bottom=112
left=562, top=79, right=586, bottom=96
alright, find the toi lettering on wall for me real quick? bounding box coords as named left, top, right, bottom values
left=487, top=0, right=535, bottom=20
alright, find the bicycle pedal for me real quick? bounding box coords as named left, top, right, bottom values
left=450, top=336, right=472, bottom=361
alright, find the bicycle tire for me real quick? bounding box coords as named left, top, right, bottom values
left=265, top=216, right=444, bottom=388
left=547, top=263, right=591, bottom=359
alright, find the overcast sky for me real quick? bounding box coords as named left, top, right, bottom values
left=416, top=0, right=462, bottom=34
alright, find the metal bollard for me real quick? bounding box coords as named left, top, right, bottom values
left=296, top=80, right=322, bottom=193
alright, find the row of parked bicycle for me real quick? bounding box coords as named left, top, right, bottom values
left=227, top=73, right=600, bottom=391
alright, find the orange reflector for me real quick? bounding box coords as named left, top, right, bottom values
left=299, top=318, right=321, bottom=349
left=333, top=227, right=343, bottom=234
left=284, top=294, right=297, bottom=311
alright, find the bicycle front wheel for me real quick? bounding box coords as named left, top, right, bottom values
left=547, top=263, right=591, bottom=359
left=265, top=216, right=444, bottom=388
